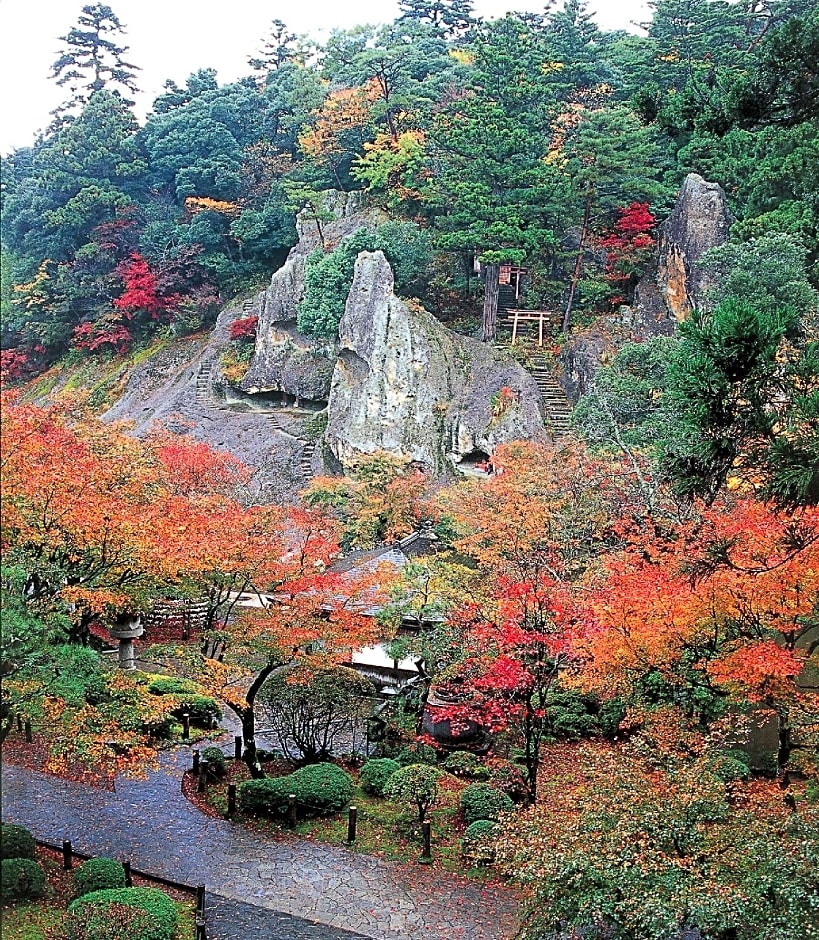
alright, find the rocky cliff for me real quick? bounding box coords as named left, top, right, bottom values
left=240, top=191, right=382, bottom=402
left=325, top=252, right=547, bottom=473
left=635, top=172, right=733, bottom=327
left=558, top=173, right=734, bottom=402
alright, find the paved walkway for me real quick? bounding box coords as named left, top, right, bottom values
left=1, top=748, right=520, bottom=940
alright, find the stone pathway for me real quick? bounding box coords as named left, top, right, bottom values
left=1, top=749, right=520, bottom=940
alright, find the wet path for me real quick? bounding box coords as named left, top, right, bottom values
left=2, top=750, right=519, bottom=939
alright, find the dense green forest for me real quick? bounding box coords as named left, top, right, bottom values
left=2, top=0, right=816, bottom=378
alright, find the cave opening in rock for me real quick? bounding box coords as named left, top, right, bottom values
left=456, top=448, right=492, bottom=476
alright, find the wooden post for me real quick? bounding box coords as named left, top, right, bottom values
left=196, top=884, right=205, bottom=916
left=16, top=714, right=22, bottom=733
left=227, top=783, right=237, bottom=816
left=421, top=820, right=432, bottom=862
left=123, top=860, right=132, bottom=887
left=182, top=712, right=190, bottom=740
left=234, top=735, right=243, bottom=761
left=347, top=806, right=357, bottom=844
left=192, top=750, right=200, bottom=773
left=511, top=310, right=520, bottom=345
left=197, top=768, right=206, bottom=793
left=288, top=793, right=297, bottom=829
left=62, top=840, right=73, bottom=870
left=538, top=310, right=544, bottom=347
left=24, top=719, right=32, bottom=743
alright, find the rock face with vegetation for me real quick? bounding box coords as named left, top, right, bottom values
left=326, top=252, right=546, bottom=473
left=635, top=172, right=733, bottom=326
left=559, top=174, right=733, bottom=401
left=241, top=191, right=380, bottom=403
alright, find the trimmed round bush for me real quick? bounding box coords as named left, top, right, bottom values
left=460, top=783, right=515, bottom=824
left=239, top=777, right=291, bottom=817
left=201, top=747, right=226, bottom=777
left=146, top=676, right=198, bottom=696
left=1, top=823, right=36, bottom=859
left=1, top=858, right=46, bottom=901
left=66, top=900, right=161, bottom=940
left=461, top=819, right=498, bottom=864
left=359, top=758, right=401, bottom=796
left=74, top=857, right=127, bottom=897
left=464, top=819, right=498, bottom=840
left=68, top=888, right=177, bottom=940
left=396, top=742, right=437, bottom=766
left=289, top=763, right=354, bottom=814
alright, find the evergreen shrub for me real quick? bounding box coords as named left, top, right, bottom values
left=238, top=777, right=291, bottom=817
left=73, top=857, right=127, bottom=897
left=289, top=763, right=354, bottom=814
left=464, top=819, right=498, bottom=840
left=239, top=764, right=354, bottom=818
left=1, top=823, right=36, bottom=859
left=146, top=676, right=198, bottom=696
left=1, top=858, right=45, bottom=901
left=359, top=758, right=401, bottom=796
left=171, top=695, right=221, bottom=724
left=396, top=742, right=437, bottom=766
left=68, top=888, right=177, bottom=940
left=201, top=747, right=226, bottom=777
left=460, top=783, right=514, bottom=823
left=66, top=901, right=162, bottom=940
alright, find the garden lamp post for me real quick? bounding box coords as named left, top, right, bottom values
left=109, top=612, right=144, bottom=669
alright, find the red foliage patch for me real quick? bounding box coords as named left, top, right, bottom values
left=229, top=316, right=259, bottom=341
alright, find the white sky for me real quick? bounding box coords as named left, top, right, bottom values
left=0, top=0, right=649, bottom=154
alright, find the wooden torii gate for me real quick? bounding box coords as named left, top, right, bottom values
left=506, top=309, right=559, bottom=347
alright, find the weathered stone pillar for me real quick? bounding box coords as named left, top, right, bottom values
left=109, top=613, right=144, bottom=670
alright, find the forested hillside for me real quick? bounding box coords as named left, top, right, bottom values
left=2, top=1, right=816, bottom=376
left=1, top=3, right=818, bottom=940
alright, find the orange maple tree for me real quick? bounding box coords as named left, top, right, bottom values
left=583, top=495, right=819, bottom=774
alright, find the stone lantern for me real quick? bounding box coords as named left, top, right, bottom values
left=109, top=613, right=144, bottom=670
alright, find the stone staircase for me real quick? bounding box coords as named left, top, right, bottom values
left=194, top=357, right=217, bottom=404
left=527, top=353, right=573, bottom=436
left=193, top=355, right=316, bottom=484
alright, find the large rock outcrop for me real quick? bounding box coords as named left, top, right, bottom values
left=635, top=173, right=733, bottom=327
left=241, top=191, right=381, bottom=402
left=325, top=252, right=547, bottom=473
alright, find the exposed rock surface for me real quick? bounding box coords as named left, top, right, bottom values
left=102, top=304, right=311, bottom=504
left=241, top=191, right=382, bottom=402
left=326, top=252, right=547, bottom=473
left=635, top=173, right=733, bottom=327
left=558, top=174, right=734, bottom=401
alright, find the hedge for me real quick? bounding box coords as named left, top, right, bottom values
left=1, top=823, right=36, bottom=859
left=1, top=857, right=46, bottom=901
left=68, top=888, right=177, bottom=940
left=239, top=763, right=354, bottom=818
left=73, top=857, right=127, bottom=897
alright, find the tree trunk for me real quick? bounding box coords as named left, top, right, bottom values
left=238, top=662, right=277, bottom=778
left=482, top=262, right=500, bottom=342
left=777, top=709, right=792, bottom=774
left=562, top=195, right=592, bottom=334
